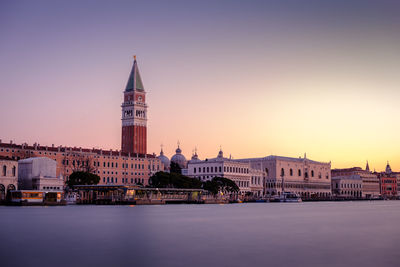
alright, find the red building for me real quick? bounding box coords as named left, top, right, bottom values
left=121, top=56, right=147, bottom=155
left=378, top=162, right=397, bottom=199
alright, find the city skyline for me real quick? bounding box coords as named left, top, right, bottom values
left=1, top=0, right=400, bottom=170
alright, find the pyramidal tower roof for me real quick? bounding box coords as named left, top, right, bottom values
left=125, top=56, right=144, bottom=92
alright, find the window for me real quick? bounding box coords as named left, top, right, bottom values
left=311, top=170, right=314, bottom=177
left=290, top=169, right=293, bottom=176
left=12, top=166, right=16, bottom=177
left=298, top=169, right=301, bottom=176
left=194, top=168, right=196, bottom=174
left=3, top=165, right=6, bottom=176
left=219, top=166, right=222, bottom=172
left=281, top=168, right=284, bottom=177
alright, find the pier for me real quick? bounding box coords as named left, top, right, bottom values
left=73, top=185, right=229, bottom=205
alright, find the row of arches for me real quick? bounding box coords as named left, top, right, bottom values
left=0, top=184, right=16, bottom=201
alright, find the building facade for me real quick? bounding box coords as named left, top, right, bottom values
left=0, top=141, right=162, bottom=187
left=331, top=175, right=362, bottom=198
left=378, top=162, right=397, bottom=198
left=0, top=156, right=18, bottom=200
left=18, top=157, right=63, bottom=191
left=241, top=155, right=331, bottom=199
left=331, top=165, right=380, bottom=199
left=187, top=149, right=257, bottom=194
left=121, top=56, right=147, bottom=155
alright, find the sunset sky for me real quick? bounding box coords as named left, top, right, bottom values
left=1, top=0, right=399, bottom=171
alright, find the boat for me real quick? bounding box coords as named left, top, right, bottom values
left=273, top=192, right=302, bottom=203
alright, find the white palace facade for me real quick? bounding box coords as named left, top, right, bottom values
left=186, top=149, right=264, bottom=196
left=239, top=154, right=332, bottom=199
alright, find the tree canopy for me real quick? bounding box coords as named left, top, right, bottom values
left=67, top=171, right=100, bottom=187
left=170, top=161, right=182, bottom=174
left=203, top=177, right=239, bottom=195
left=149, top=173, right=239, bottom=195
left=149, top=171, right=202, bottom=189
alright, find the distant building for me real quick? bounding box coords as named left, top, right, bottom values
left=378, top=162, right=397, bottom=199
left=171, top=144, right=188, bottom=169
left=331, top=175, right=362, bottom=198
left=332, top=163, right=380, bottom=199
left=0, top=156, right=18, bottom=200
left=241, top=154, right=331, bottom=199
left=157, top=147, right=170, bottom=172
left=121, top=56, right=148, bottom=155
left=18, top=157, right=64, bottom=191
left=187, top=149, right=258, bottom=194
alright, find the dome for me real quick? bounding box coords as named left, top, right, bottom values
left=171, top=144, right=187, bottom=168
left=386, top=161, right=392, bottom=174
left=189, top=149, right=201, bottom=163
left=217, top=148, right=223, bottom=158
left=157, top=149, right=170, bottom=171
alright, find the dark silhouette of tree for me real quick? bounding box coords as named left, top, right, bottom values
left=170, top=161, right=182, bottom=174
left=149, top=171, right=202, bottom=189
left=66, top=171, right=100, bottom=187
left=203, top=177, right=239, bottom=195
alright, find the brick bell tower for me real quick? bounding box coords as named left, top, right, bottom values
left=121, top=56, right=147, bottom=155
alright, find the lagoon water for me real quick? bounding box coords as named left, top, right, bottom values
left=1, top=201, right=399, bottom=267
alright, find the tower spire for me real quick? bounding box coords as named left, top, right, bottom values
left=125, top=56, right=144, bottom=92
left=366, top=160, right=370, bottom=172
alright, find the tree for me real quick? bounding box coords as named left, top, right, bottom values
left=170, top=161, right=182, bottom=174
left=149, top=171, right=202, bottom=189
left=67, top=171, right=100, bottom=187
left=203, top=177, right=239, bottom=195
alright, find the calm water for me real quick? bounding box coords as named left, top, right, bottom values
left=1, top=201, right=399, bottom=267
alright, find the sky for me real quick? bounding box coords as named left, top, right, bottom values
left=1, top=0, right=400, bottom=171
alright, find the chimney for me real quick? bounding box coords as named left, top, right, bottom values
left=10, top=140, right=13, bottom=144
left=52, top=144, right=54, bottom=148
left=0, top=139, right=2, bottom=143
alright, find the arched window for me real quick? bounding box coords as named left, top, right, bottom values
left=265, top=168, right=269, bottom=176
left=12, top=166, right=16, bottom=177
left=311, top=170, right=314, bottom=177
left=298, top=169, right=301, bottom=176
left=281, top=168, right=285, bottom=177
left=290, top=169, right=293, bottom=176
left=2, top=165, right=6, bottom=176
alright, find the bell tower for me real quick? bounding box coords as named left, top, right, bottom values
left=121, top=56, right=147, bottom=155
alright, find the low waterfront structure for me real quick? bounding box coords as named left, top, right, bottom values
left=0, top=156, right=18, bottom=201
left=239, top=154, right=331, bottom=199
left=18, top=157, right=64, bottom=191
left=332, top=164, right=380, bottom=199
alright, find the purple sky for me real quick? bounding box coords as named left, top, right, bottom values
left=1, top=0, right=400, bottom=170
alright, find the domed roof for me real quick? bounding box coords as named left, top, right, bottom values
left=386, top=161, right=392, bottom=174
left=157, top=148, right=170, bottom=171
left=171, top=144, right=187, bottom=168
left=189, top=149, right=201, bottom=163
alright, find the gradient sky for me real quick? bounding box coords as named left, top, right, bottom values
left=1, top=0, right=400, bottom=171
